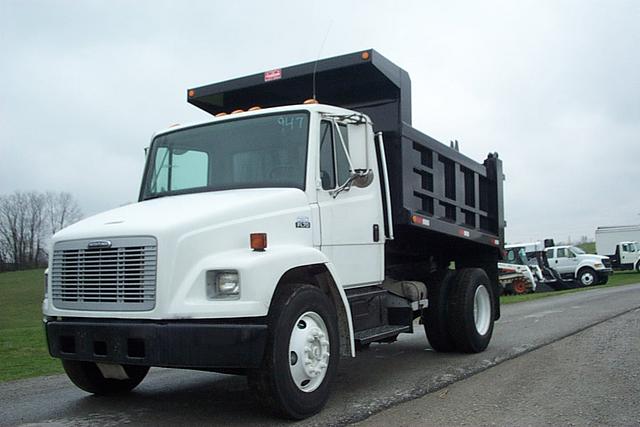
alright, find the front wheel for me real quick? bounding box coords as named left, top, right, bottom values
left=62, top=360, right=149, bottom=395
left=248, top=284, right=339, bottom=419
left=447, top=268, right=495, bottom=353
left=577, top=268, right=596, bottom=287
left=511, top=278, right=529, bottom=295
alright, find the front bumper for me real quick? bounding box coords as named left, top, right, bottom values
left=45, top=318, right=268, bottom=369
left=596, top=268, right=614, bottom=279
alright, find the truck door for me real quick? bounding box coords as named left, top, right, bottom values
left=553, top=247, right=577, bottom=275
left=619, top=242, right=638, bottom=266
left=315, top=119, right=384, bottom=288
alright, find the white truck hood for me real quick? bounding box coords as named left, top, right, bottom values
left=52, top=188, right=309, bottom=242
left=581, top=254, right=609, bottom=262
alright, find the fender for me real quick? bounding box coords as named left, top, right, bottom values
left=170, top=244, right=355, bottom=355
left=574, top=261, right=596, bottom=278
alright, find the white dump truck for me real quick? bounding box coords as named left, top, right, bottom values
left=43, top=50, right=505, bottom=419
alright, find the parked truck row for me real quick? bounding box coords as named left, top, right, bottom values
left=43, top=50, right=505, bottom=419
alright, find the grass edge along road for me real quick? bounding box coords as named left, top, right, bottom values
left=501, top=271, right=640, bottom=304
left=0, top=269, right=64, bottom=382
left=1, top=268, right=639, bottom=382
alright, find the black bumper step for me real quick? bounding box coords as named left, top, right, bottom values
left=354, top=325, right=412, bottom=345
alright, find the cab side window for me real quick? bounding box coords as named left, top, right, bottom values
left=335, top=124, right=350, bottom=185
left=557, top=248, right=567, bottom=258
left=319, top=121, right=351, bottom=190
left=546, top=248, right=554, bottom=259
left=319, top=121, right=335, bottom=190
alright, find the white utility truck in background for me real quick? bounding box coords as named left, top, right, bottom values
left=545, top=245, right=612, bottom=287
left=596, top=225, right=640, bottom=271
left=43, top=50, right=505, bottom=419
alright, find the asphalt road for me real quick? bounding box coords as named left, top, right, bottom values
left=2, top=283, right=640, bottom=427
left=360, top=307, right=640, bottom=426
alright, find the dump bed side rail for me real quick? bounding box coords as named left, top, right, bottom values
left=392, top=123, right=504, bottom=250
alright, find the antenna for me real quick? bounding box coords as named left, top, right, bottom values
left=312, top=21, right=333, bottom=100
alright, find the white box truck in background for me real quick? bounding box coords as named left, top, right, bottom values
left=596, top=225, right=640, bottom=271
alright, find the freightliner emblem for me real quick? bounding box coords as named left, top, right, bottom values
left=87, top=240, right=112, bottom=249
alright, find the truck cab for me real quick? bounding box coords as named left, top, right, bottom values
left=43, top=50, right=505, bottom=419
left=545, top=245, right=612, bottom=286
left=610, top=241, right=640, bottom=271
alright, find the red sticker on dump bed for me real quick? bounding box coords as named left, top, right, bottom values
left=264, top=68, right=282, bottom=82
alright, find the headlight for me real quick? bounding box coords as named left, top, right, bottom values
left=206, top=270, right=240, bottom=299
left=594, top=263, right=603, bottom=269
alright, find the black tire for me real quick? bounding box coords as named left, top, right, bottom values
left=62, top=360, right=149, bottom=395
left=636, top=263, right=640, bottom=273
left=577, top=267, right=597, bottom=287
left=422, top=271, right=456, bottom=352
left=248, top=284, right=339, bottom=420
left=447, top=268, right=495, bottom=353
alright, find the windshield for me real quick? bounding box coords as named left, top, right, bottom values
left=141, top=112, right=309, bottom=200
left=571, top=246, right=586, bottom=255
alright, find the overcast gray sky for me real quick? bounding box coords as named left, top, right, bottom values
left=1, top=0, right=639, bottom=243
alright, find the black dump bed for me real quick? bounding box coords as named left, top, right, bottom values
left=188, top=50, right=504, bottom=254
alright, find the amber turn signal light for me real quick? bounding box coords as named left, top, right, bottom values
left=250, top=233, right=267, bottom=251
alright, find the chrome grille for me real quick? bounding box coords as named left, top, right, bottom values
left=51, top=237, right=157, bottom=311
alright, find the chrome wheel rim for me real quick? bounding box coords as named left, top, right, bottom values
left=581, top=272, right=594, bottom=286
left=288, top=311, right=330, bottom=393
left=473, top=285, right=491, bottom=336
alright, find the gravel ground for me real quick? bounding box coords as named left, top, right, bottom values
left=359, top=307, right=640, bottom=426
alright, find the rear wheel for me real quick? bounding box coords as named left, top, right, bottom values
left=422, top=271, right=456, bottom=352
left=62, top=360, right=149, bottom=395
left=447, top=268, right=495, bottom=353
left=248, top=284, right=339, bottom=419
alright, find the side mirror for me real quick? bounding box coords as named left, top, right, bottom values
left=351, top=169, right=374, bottom=188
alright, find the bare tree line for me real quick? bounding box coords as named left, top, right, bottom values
left=0, top=191, right=82, bottom=271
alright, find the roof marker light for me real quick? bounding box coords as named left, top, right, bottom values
left=303, top=98, right=319, bottom=105
left=188, top=89, right=195, bottom=97
left=361, top=51, right=370, bottom=60
left=248, top=106, right=261, bottom=111
left=231, top=109, right=245, bottom=114
left=215, top=112, right=228, bottom=117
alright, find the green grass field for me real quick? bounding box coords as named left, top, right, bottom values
left=1, top=268, right=639, bottom=382
left=0, top=269, right=64, bottom=382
